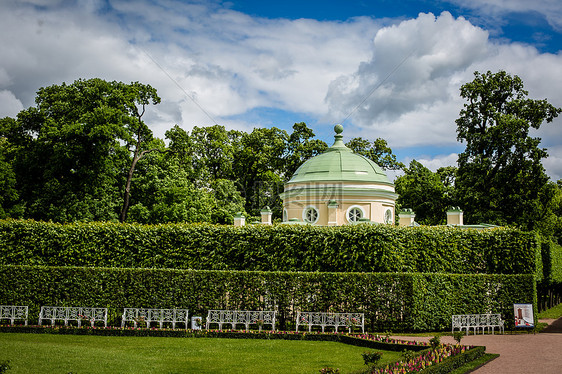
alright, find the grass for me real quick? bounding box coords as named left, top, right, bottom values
left=537, top=302, right=562, bottom=319
left=0, top=333, right=403, bottom=374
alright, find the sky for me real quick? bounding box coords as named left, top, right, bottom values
left=1, top=0, right=562, bottom=181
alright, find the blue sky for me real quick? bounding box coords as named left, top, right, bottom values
left=1, top=0, right=562, bottom=180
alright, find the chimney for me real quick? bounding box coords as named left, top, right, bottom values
left=446, top=207, right=463, bottom=226
left=399, top=209, right=416, bottom=227
left=260, top=206, right=272, bottom=225
left=233, top=212, right=245, bottom=227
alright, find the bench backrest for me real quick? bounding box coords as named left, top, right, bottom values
left=122, top=308, right=189, bottom=322
left=206, top=310, right=276, bottom=324
left=0, top=306, right=28, bottom=319
left=297, top=311, right=364, bottom=326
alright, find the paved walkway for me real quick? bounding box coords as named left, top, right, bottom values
left=391, top=318, right=562, bottom=374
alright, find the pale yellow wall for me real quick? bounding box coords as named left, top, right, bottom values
left=283, top=197, right=395, bottom=226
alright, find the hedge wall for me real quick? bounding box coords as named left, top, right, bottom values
left=541, top=241, right=562, bottom=285
left=0, top=220, right=541, bottom=275
left=0, top=265, right=535, bottom=332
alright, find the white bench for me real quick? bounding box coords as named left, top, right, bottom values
left=296, top=311, right=365, bottom=333
left=452, top=314, right=504, bottom=335
left=205, top=310, right=276, bottom=331
left=38, top=306, right=107, bottom=327
left=0, top=305, right=28, bottom=325
left=121, top=308, right=189, bottom=329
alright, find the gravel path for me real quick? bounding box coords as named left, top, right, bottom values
left=390, top=318, right=562, bottom=374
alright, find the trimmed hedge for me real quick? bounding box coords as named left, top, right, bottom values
left=417, top=346, right=486, bottom=374
left=541, top=240, right=562, bottom=285
left=0, top=265, right=535, bottom=332
left=0, top=220, right=541, bottom=275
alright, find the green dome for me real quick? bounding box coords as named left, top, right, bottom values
left=287, top=126, right=392, bottom=185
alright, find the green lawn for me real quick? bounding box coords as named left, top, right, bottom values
left=537, top=302, right=562, bottom=319
left=0, top=333, right=403, bottom=374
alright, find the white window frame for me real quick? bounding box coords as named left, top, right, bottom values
left=283, top=209, right=288, bottom=222
left=302, top=206, right=320, bottom=224
left=346, top=205, right=365, bottom=223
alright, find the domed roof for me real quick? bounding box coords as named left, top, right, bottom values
left=287, top=125, right=392, bottom=185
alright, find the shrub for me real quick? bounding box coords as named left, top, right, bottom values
left=453, top=331, right=464, bottom=344
left=429, top=336, right=441, bottom=349
left=362, top=351, right=383, bottom=366
left=0, top=361, right=10, bottom=374
left=401, top=349, right=416, bottom=361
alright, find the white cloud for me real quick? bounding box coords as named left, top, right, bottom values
left=0, top=90, right=24, bottom=118
left=0, top=0, right=381, bottom=137
left=325, top=11, right=562, bottom=181
left=543, top=146, right=562, bottom=182
left=0, top=1, right=561, bottom=180
left=326, top=12, right=489, bottom=146
left=447, top=0, right=562, bottom=31
left=408, top=153, right=459, bottom=172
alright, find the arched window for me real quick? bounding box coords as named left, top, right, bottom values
left=346, top=205, right=364, bottom=223
left=384, top=208, right=393, bottom=224
left=303, top=206, right=319, bottom=224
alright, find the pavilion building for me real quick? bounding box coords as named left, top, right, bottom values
left=279, top=124, right=398, bottom=226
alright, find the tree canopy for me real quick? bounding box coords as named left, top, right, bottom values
left=3, top=73, right=560, bottom=236
left=455, top=70, right=561, bottom=232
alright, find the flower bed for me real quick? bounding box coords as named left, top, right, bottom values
left=368, top=345, right=486, bottom=374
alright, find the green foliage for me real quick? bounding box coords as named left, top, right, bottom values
left=0, top=360, right=10, bottom=374
left=345, top=137, right=403, bottom=171
left=417, top=346, right=486, bottom=374
left=361, top=351, right=383, bottom=366
left=285, top=122, right=328, bottom=179
left=1, top=78, right=164, bottom=222
left=455, top=70, right=561, bottom=234
left=401, top=349, right=417, bottom=361
left=452, top=331, right=463, bottom=344
left=542, top=240, right=562, bottom=284
left=0, top=220, right=542, bottom=276
left=395, top=160, right=450, bottom=225
left=429, top=336, right=441, bottom=349
left=0, top=265, right=536, bottom=332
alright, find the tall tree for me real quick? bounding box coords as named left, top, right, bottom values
left=118, top=82, right=161, bottom=222
left=345, top=137, right=404, bottom=170
left=455, top=71, right=561, bottom=230
left=3, top=79, right=160, bottom=222
left=232, top=127, right=288, bottom=216
left=284, top=122, right=327, bottom=179
left=0, top=126, right=24, bottom=218
left=190, top=125, right=235, bottom=182
left=395, top=160, right=448, bottom=225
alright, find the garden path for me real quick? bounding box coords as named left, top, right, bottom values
left=390, top=317, right=562, bottom=374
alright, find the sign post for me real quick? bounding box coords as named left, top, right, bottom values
left=513, top=303, right=534, bottom=329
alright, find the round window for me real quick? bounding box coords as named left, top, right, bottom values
left=347, top=206, right=364, bottom=223
left=303, top=206, right=319, bottom=224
